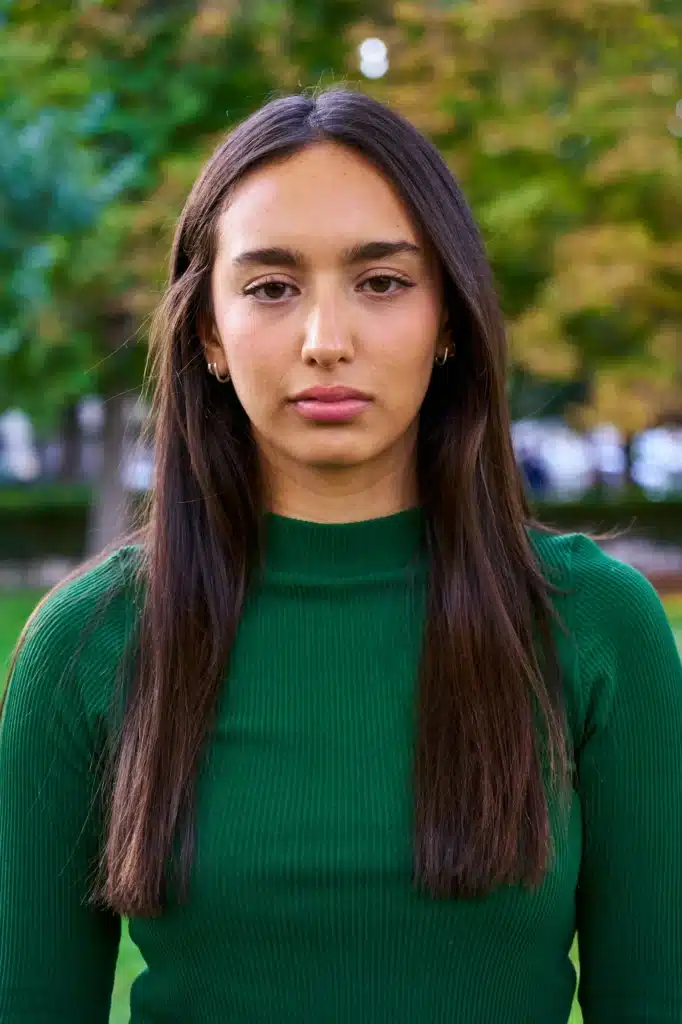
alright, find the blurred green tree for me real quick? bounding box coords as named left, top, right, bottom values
left=368, top=0, right=682, bottom=434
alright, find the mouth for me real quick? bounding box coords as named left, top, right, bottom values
left=290, top=386, right=372, bottom=424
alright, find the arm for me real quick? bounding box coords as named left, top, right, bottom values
left=0, top=591, right=121, bottom=1022
left=572, top=536, right=682, bottom=1022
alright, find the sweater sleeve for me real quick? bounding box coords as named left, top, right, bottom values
left=0, top=569, right=124, bottom=1022
left=571, top=535, right=682, bottom=1022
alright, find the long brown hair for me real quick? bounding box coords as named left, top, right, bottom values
left=6, top=88, right=572, bottom=917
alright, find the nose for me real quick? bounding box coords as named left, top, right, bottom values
left=300, top=298, right=354, bottom=368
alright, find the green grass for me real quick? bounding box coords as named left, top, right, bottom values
left=110, top=923, right=144, bottom=1024
left=2, top=589, right=681, bottom=1023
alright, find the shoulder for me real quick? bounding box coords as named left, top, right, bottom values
left=20, top=543, right=142, bottom=654
left=4, top=544, right=143, bottom=725
left=529, top=528, right=681, bottom=744
left=529, top=528, right=669, bottom=640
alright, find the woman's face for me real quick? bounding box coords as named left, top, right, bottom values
left=207, top=141, right=446, bottom=502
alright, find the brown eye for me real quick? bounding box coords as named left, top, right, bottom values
left=360, top=275, right=413, bottom=296
left=368, top=276, right=394, bottom=293
left=259, top=282, right=288, bottom=300
left=245, top=280, right=295, bottom=302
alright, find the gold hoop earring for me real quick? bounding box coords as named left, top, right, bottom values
left=208, top=361, right=230, bottom=384
left=435, top=346, right=453, bottom=367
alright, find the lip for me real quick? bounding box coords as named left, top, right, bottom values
left=290, top=386, right=371, bottom=403
left=290, top=386, right=372, bottom=424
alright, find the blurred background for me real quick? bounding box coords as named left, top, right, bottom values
left=1, top=0, right=682, bottom=586
left=0, top=2, right=681, bottom=1019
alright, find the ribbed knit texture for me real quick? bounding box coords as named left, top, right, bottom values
left=1, top=511, right=682, bottom=1023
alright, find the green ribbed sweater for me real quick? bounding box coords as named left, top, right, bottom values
left=1, top=512, right=682, bottom=1023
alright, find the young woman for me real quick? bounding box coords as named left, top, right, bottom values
left=1, top=88, right=681, bottom=1024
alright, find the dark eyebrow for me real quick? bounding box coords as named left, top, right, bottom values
left=232, top=240, right=421, bottom=269
left=342, top=240, right=421, bottom=264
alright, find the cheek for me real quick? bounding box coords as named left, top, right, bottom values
left=372, top=306, right=439, bottom=386
left=231, top=345, right=281, bottom=419
left=374, top=322, right=440, bottom=422
left=214, top=300, right=257, bottom=358
left=215, top=305, right=280, bottom=392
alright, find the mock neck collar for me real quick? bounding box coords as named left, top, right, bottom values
left=261, top=507, right=426, bottom=579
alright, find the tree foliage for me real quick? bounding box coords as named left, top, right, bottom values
left=0, top=0, right=280, bottom=426
left=2, top=0, right=680, bottom=441
left=367, top=0, right=682, bottom=431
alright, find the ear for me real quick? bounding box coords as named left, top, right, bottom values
left=198, top=308, right=223, bottom=363
left=435, top=308, right=451, bottom=359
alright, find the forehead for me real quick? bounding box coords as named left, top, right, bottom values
left=216, top=142, right=422, bottom=258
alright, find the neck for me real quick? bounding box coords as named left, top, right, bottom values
left=261, top=444, right=419, bottom=525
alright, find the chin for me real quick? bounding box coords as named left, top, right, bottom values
left=295, top=441, right=374, bottom=470
left=304, top=454, right=370, bottom=471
